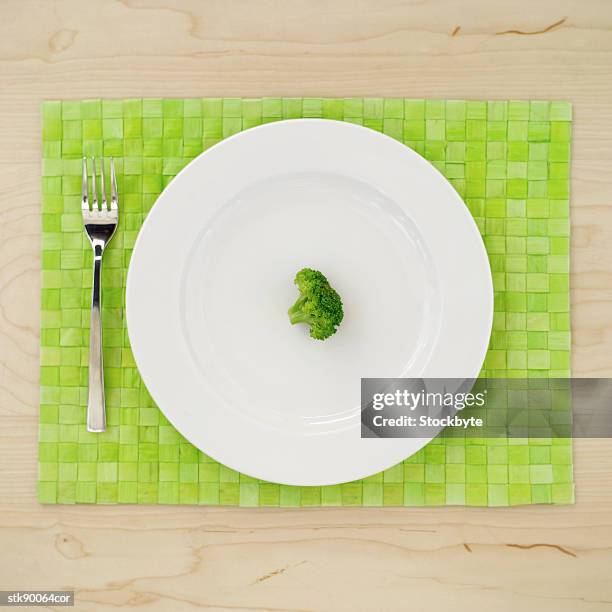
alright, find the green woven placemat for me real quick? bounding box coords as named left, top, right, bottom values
left=39, top=98, right=573, bottom=506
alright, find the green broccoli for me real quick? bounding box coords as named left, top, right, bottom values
left=288, top=268, right=344, bottom=340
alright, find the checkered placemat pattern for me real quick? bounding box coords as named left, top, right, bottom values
left=39, top=98, right=573, bottom=505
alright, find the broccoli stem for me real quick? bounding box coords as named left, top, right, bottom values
left=288, top=296, right=311, bottom=325
left=289, top=311, right=312, bottom=325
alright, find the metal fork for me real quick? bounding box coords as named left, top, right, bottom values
left=82, top=157, right=119, bottom=432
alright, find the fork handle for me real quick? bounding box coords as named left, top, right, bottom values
left=87, top=244, right=106, bottom=432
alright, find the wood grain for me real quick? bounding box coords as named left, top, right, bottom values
left=1, top=0, right=612, bottom=609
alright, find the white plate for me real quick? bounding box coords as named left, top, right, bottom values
left=126, top=119, right=493, bottom=486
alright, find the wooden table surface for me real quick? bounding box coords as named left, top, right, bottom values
left=1, top=1, right=612, bottom=610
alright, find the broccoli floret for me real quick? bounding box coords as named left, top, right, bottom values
left=288, top=268, right=344, bottom=340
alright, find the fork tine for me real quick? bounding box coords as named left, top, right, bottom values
left=91, top=157, right=98, bottom=210
left=110, top=157, right=118, bottom=211
left=99, top=157, right=107, bottom=210
left=82, top=157, right=89, bottom=211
